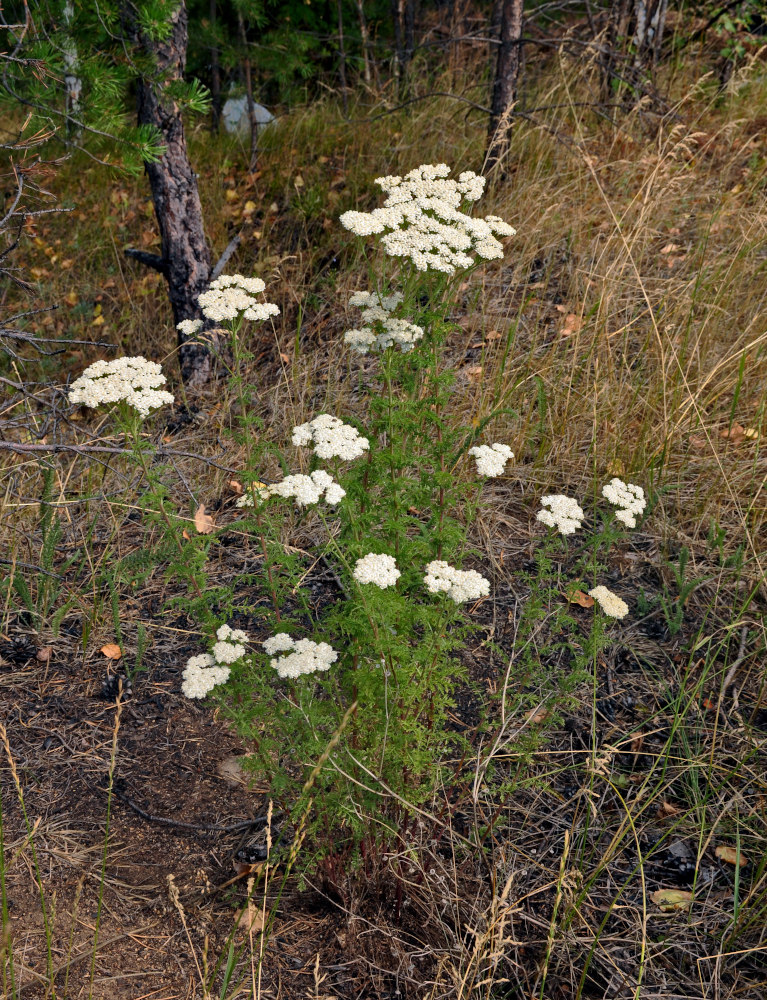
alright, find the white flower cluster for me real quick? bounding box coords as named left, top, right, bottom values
left=176, top=318, right=203, bottom=337
left=181, top=653, right=231, bottom=699
left=340, top=164, right=516, bottom=274
left=292, top=414, right=370, bottom=461
left=263, top=633, right=339, bottom=679
left=536, top=495, right=585, bottom=536
left=197, top=274, right=280, bottom=323
left=212, top=624, right=249, bottom=664
left=424, top=560, right=490, bottom=603
left=236, top=471, right=345, bottom=509
left=68, top=356, right=174, bottom=418
left=344, top=291, right=424, bottom=354
left=602, top=478, right=646, bottom=528
left=469, top=442, right=514, bottom=477
left=588, top=585, right=629, bottom=619
left=182, top=624, right=250, bottom=698
left=353, top=553, right=401, bottom=588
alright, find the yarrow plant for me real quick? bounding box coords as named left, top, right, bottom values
left=181, top=625, right=251, bottom=698
left=469, top=442, right=514, bottom=478
left=344, top=291, right=424, bottom=353
left=68, top=356, right=174, bottom=418
left=602, top=477, right=647, bottom=528
left=339, top=163, right=515, bottom=273
left=291, top=414, right=370, bottom=461
left=536, top=494, right=585, bottom=536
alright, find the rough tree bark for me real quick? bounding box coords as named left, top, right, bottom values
left=485, top=0, right=524, bottom=175
left=127, top=1, right=214, bottom=385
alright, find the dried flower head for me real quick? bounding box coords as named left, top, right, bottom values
left=601, top=478, right=646, bottom=529
left=588, top=585, right=629, bottom=619
left=291, top=414, right=370, bottom=461
left=469, top=443, right=514, bottom=477
left=344, top=290, right=424, bottom=354
left=536, top=495, right=584, bottom=536
left=340, top=164, right=515, bottom=274
left=181, top=653, right=230, bottom=699
left=353, top=553, right=401, bottom=588
left=197, top=274, right=280, bottom=324
left=263, top=634, right=339, bottom=679
left=424, top=560, right=490, bottom=603
left=68, top=356, right=174, bottom=418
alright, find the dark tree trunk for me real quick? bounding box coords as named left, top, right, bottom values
left=128, top=2, right=214, bottom=385
left=238, top=12, right=259, bottom=172
left=210, top=0, right=221, bottom=131
left=485, top=0, right=524, bottom=174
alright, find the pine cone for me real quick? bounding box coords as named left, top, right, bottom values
left=0, top=636, right=37, bottom=665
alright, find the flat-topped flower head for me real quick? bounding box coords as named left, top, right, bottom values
left=68, top=356, right=174, bottom=418
left=340, top=164, right=516, bottom=274
left=270, top=470, right=346, bottom=508
left=588, top=585, right=629, bottom=619
left=181, top=653, right=230, bottom=699
left=197, top=273, right=280, bottom=324
left=602, top=478, right=646, bottom=529
left=353, top=553, right=400, bottom=588
left=536, top=495, right=584, bottom=536
left=212, top=624, right=249, bottom=664
left=469, top=443, right=514, bottom=478
left=263, top=634, right=339, bottom=679
left=292, top=414, right=370, bottom=461
left=344, top=290, right=424, bottom=354
left=424, top=560, right=490, bottom=603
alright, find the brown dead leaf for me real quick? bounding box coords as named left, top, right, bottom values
left=568, top=590, right=595, bottom=608
left=182, top=529, right=191, bottom=540
left=228, top=480, right=244, bottom=496
left=194, top=504, right=215, bottom=534
left=660, top=242, right=680, bottom=254
left=715, top=844, right=747, bottom=866
left=36, top=646, right=53, bottom=662
left=652, top=889, right=692, bottom=912
left=524, top=706, right=550, bottom=725
left=235, top=900, right=265, bottom=933
left=279, top=352, right=290, bottom=363
left=720, top=423, right=757, bottom=445
left=560, top=314, right=582, bottom=338
left=464, top=365, right=483, bottom=382
left=486, top=330, right=502, bottom=341
left=657, top=800, right=681, bottom=820
left=100, top=643, right=122, bottom=660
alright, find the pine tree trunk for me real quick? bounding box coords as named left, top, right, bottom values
left=485, top=0, right=524, bottom=174
left=130, top=1, right=214, bottom=385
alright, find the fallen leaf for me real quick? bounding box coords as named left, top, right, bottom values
left=560, top=314, right=582, bottom=338
left=485, top=330, right=502, bottom=341
left=568, top=590, right=595, bottom=608
left=657, top=800, right=681, bottom=820
left=720, top=423, right=757, bottom=445
left=100, top=643, right=122, bottom=660
left=293, top=174, right=304, bottom=188
left=716, top=844, right=747, bottom=866
left=235, top=901, right=265, bottom=933
left=182, top=529, right=191, bottom=540
left=651, top=889, right=693, bottom=912
left=279, top=352, right=290, bottom=363
left=242, top=200, right=257, bottom=215
left=228, top=480, right=244, bottom=496
left=555, top=304, right=567, bottom=313
left=524, top=706, right=550, bottom=724
left=660, top=243, right=680, bottom=254
left=225, top=189, right=239, bottom=203
left=64, top=291, right=78, bottom=307
left=193, top=504, right=215, bottom=534
left=36, top=646, right=53, bottom=662
left=91, top=314, right=105, bottom=327
left=464, top=365, right=483, bottom=382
